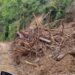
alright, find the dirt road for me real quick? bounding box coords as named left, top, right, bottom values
left=0, top=42, right=17, bottom=75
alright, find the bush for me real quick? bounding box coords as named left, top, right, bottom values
left=0, top=0, right=72, bottom=41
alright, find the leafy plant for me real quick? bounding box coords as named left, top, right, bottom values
left=0, top=0, right=73, bottom=41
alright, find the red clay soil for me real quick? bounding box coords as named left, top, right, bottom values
left=11, top=21, right=75, bottom=75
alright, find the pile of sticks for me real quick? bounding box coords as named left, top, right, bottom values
left=11, top=14, right=75, bottom=66
left=11, top=15, right=52, bottom=65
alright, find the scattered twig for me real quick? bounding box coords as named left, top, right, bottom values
left=39, top=37, right=51, bottom=44
left=25, top=60, right=37, bottom=67
left=32, top=13, right=42, bottom=27
left=60, top=19, right=65, bottom=35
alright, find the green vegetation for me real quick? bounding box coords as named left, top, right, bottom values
left=0, top=0, right=72, bottom=41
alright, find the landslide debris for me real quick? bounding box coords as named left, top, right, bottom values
left=11, top=18, right=75, bottom=75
